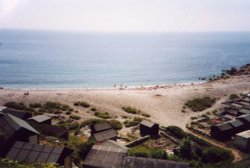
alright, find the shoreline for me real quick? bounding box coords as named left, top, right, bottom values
left=0, top=81, right=206, bottom=91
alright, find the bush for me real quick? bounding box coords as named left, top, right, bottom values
left=29, top=103, right=41, bottom=108
left=123, top=120, right=139, bottom=127
left=91, top=107, right=97, bottom=111
left=202, top=147, right=233, bottom=163
left=78, top=140, right=94, bottom=160
left=94, top=112, right=112, bottom=119
left=229, top=94, right=240, bottom=100
left=185, top=96, right=216, bottom=112
left=109, top=120, right=123, bottom=130
left=74, top=101, right=90, bottom=108
left=122, top=106, right=140, bottom=114
left=80, top=118, right=105, bottom=127
left=4, top=102, right=33, bottom=112
left=69, top=115, right=81, bottom=120
left=40, top=102, right=73, bottom=113
left=142, top=113, right=150, bottom=117
left=123, top=117, right=143, bottom=127
left=164, top=126, right=186, bottom=139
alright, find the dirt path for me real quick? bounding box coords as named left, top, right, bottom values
left=189, top=131, right=248, bottom=163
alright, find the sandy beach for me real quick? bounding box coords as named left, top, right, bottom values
left=0, top=75, right=250, bottom=130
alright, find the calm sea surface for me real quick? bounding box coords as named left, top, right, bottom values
left=0, top=30, right=250, bottom=88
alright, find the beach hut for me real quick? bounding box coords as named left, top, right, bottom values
left=234, top=130, right=250, bottom=153
left=210, top=122, right=234, bottom=141
left=140, top=120, right=159, bottom=137
left=1, top=108, right=32, bottom=120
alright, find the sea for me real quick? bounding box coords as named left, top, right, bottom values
left=0, top=29, right=250, bottom=89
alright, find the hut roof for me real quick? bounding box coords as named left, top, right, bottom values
left=140, top=120, right=156, bottom=128
left=84, top=140, right=127, bottom=168
left=228, top=119, right=244, bottom=128
left=28, top=115, right=51, bottom=123
left=123, top=156, right=189, bottom=168
left=4, top=114, right=39, bottom=135
left=214, top=122, right=233, bottom=131
left=93, top=129, right=117, bottom=142
left=1, top=108, right=32, bottom=119
left=93, top=122, right=112, bottom=132
left=7, top=141, right=71, bottom=164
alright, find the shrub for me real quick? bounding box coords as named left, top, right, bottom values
left=74, top=101, right=90, bottom=108
left=0, top=159, right=59, bottom=168
left=91, top=107, right=97, bottom=111
left=229, top=94, right=240, bottom=100
left=185, top=96, right=216, bottom=112
left=123, top=120, right=139, bottom=127
left=94, top=112, right=112, bottom=119
left=4, top=102, right=34, bottom=112
left=164, top=126, right=186, bottom=139
left=109, top=120, right=123, bottom=130
left=142, top=113, right=150, bottom=117
left=65, top=111, right=72, bottom=115
left=122, top=106, right=140, bottom=114
left=202, top=147, right=233, bottom=163
left=29, top=103, right=41, bottom=108
left=80, top=118, right=105, bottom=127
left=78, top=140, right=94, bottom=159
left=69, top=115, right=81, bottom=120
left=123, top=117, right=143, bottom=127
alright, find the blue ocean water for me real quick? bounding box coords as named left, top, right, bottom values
left=0, top=29, right=250, bottom=88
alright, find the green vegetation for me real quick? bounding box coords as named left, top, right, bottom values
left=90, top=107, right=97, bottom=111
left=74, top=101, right=90, bottom=108
left=229, top=94, right=240, bottom=100
left=57, top=120, right=80, bottom=131
left=0, top=158, right=60, bottom=168
left=29, top=103, right=42, bottom=108
left=122, top=106, right=140, bottom=114
left=4, top=102, right=34, bottom=112
left=69, top=115, right=81, bottom=120
left=80, top=118, right=105, bottom=127
left=108, top=120, right=123, bottom=130
left=128, top=145, right=167, bottom=159
left=94, top=112, right=112, bottom=119
left=184, top=96, right=216, bottom=112
left=122, top=106, right=150, bottom=118
left=202, top=147, right=233, bottom=164
left=123, top=117, right=143, bottom=127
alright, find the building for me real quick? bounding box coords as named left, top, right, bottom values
left=83, top=140, right=128, bottom=168
left=93, top=129, right=117, bottom=142
left=234, top=130, right=250, bottom=153
left=237, top=114, right=250, bottom=127
left=40, top=124, right=68, bottom=140
left=123, top=156, right=189, bottom=168
left=6, top=141, right=72, bottom=168
left=140, top=120, right=159, bottom=137
left=0, top=113, right=40, bottom=156
left=28, top=115, right=52, bottom=125
left=1, top=107, right=32, bottom=120
left=210, top=122, right=234, bottom=141
left=91, top=122, right=112, bottom=135
left=228, top=119, right=245, bottom=134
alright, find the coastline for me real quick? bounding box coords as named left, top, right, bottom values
left=1, top=73, right=250, bottom=130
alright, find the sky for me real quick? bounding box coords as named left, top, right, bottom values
left=0, top=0, right=250, bottom=32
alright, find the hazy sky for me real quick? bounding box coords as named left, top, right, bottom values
left=0, top=0, right=250, bottom=32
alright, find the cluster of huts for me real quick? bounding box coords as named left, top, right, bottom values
left=0, top=106, right=189, bottom=168
left=210, top=93, right=250, bottom=152
left=84, top=121, right=189, bottom=168
left=0, top=106, right=72, bottom=167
